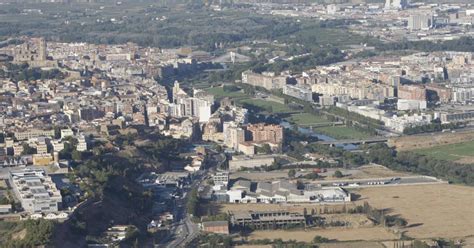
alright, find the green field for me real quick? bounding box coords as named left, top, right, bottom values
left=237, top=98, right=292, bottom=114
left=205, top=86, right=247, bottom=100
left=314, top=126, right=371, bottom=140
left=285, top=113, right=328, bottom=126
left=414, top=140, right=474, bottom=162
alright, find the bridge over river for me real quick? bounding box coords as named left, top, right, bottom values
left=317, top=137, right=389, bottom=146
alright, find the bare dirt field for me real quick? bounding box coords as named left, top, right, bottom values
left=248, top=227, right=398, bottom=242
left=355, top=184, right=474, bottom=239
left=236, top=242, right=384, bottom=248
left=388, top=130, right=474, bottom=151
left=319, top=241, right=384, bottom=248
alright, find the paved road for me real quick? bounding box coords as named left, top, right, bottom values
left=161, top=172, right=205, bottom=248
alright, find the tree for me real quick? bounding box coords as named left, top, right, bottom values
left=256, top=144, right=272, bottom=154
left=288, top=169, right=296, bottom=178
left=21, top=143, right=37, bottom=155
left=313, top=235, right=330, bottom=243
left=187, top=188, right=200, bottom=216
left=333, top=170, right=343, bottom=178
left=71, top=150, right=82, bottom=161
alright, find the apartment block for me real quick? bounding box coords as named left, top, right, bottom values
left=9, top=169, right=62, bottom=214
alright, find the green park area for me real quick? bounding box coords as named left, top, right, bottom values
left=206, top=86, right=376, bottom=140
left=285, top=113, right=328, bottom=126
left=414, top=140, right=474, bottom=162
left=205, top=86, right=247, bottom=100
left=237, top=98, right=293, bottom=114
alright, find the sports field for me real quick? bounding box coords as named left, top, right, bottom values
left=205, top=86, right=248, bottom=100
left=414, top=140, right=474, bottom=164
left=238, top=98, right=292, bottom=114
left=314, top=126, right=371, bottom=140
left=285, top=113, right=327, bottom=125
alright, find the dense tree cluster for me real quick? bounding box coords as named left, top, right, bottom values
left=0, top=63, right=65, bottom=82
left=403, top=121, right=465, bottom=135
left=365, top=144, right=474, bottom=185
left=2, top=220, right=55, bottom=248
left=379, top=37, right=474, bottom=53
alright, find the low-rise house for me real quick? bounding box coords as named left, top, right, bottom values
left=0, top=204, right=12, bottom=214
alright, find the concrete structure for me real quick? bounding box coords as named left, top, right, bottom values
left=60, top=129, right=74, bottom=139
left=230, top=210, right=305, bottom=230
left=440, top=110, right=474, bottom=123
left=223, top=122, right=245, bottom=150
left=242, top=71, right=286, bottom=91
left=247, top=124, right=283, bottom=145
left=13, top=38, right=48, bottom=67
left=9, top=169, right=62, bottom=214
left=213, top=171, right=229, bottom=188
left=398, top=85, right=427, bottom=101
left=14, top=129, right=55, bottom=141
left=408, top=14, right=434, bottom=30
left=283, top=84, right=313, bottom=102
left=227, top=179, right=351, bottom=204
left=397, top=99, right=427, bottom=111
left=76, top=135, right=88, bottom=152
left=384, top=113, right=432, bottom=132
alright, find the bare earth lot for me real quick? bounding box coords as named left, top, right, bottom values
left=356, top=184, right=474, bottom=239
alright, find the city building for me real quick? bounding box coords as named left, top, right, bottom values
left=242, top=71, right=287, bottom=91
left=398, top=84, right=427, bottom=101
left=384, top=0, right=408, bottom=10
left=14, top=129, right=55, bottom=141
left=440, top=110, right=474, bottom=124
left=9, top=169, right=62, bottom=214
left=76, top=135, right=88, bottom=152
left=408, top=14, right=434, bottom=30
left=283, top=84, right=313, bottom=102
left=246, top=123, right=283, bottom=145
left=230, top=210, right=305, bottom=230
left=213, top=171, right=230, bottom=189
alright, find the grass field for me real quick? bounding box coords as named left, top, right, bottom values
left=314, top=126, right=371, bottom=140
left=356, top=184, right=474, bottom=239
left=237, top=98, right=293, bottom=114
left=413, top=140, right=474, bottom=163
left=205, top=86, right=248, bottom=100
left=285, top=113, right=328, bottom=125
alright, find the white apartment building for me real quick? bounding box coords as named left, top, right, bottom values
left=76, top=135, right=87, bottom=152
left=9, top=169, right=62, bottom=214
